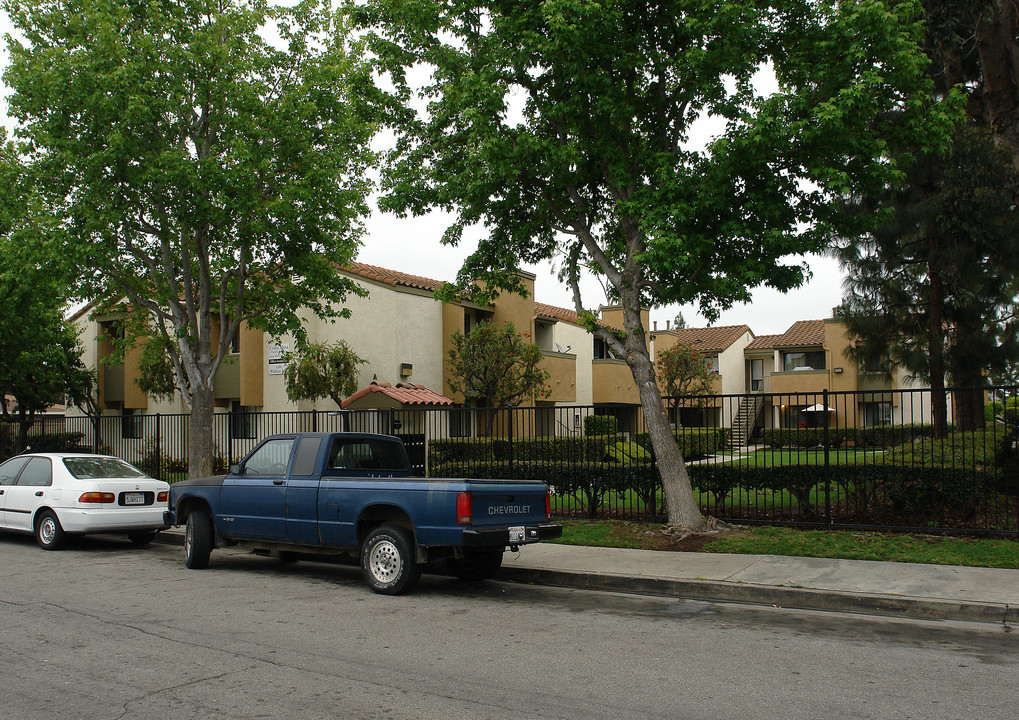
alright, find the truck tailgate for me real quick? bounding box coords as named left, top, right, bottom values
left=467, top=481, right=549, bottom=528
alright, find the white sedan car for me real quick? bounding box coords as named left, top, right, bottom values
left=0, top=453, right=171, bottom=550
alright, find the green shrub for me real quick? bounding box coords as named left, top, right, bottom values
left=634, top=427, right=729, bottom=460
left=887, top=429, right=1011, bottom=472
left=763, top=428, right=846, bottom=449
left=606, top=441, right=651, bottom=464
left=20, top=431, right=88, bottom=454
left=584, top=415, right=618, bottom=436
left=428, top=436, right=610, bottom=467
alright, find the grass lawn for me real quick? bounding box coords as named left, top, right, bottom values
left=550, top=519, right=1019, bottom=569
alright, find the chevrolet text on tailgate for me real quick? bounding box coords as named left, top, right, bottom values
left=168, top=433, right=563, bottom=594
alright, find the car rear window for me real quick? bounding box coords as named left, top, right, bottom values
left=63, top=457, right=147, bottom=479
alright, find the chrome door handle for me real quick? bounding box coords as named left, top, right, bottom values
left=35, top=491, right=44, bottom=496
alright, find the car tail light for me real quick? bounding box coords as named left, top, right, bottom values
left=157, top=491, right=169, bottom=503
left=79, top=492, right=115, bottom=504
left=456, top=491, right=472, bottom=525
left=546, top=491, right=551, bottom=520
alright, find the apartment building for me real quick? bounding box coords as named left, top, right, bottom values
left=70, top=262, right=649, bottom=440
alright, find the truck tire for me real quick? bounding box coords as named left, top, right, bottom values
left=361, top=525, right=421, bottom=595
left=447, top=551, right=503, bottom=581
left=184, top=508, right=214, bottom=569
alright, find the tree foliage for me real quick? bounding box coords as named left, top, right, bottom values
left=657, top=343, right=717, bottom=398
left=0, top=137, right=92, bottom=452
left=446, top=321, right=550, bottom=408
left=4, top=0, right=384, bottom=476
left=359, top=0, right=944, bottom=528
left=284, top=340, right=366, bottom=408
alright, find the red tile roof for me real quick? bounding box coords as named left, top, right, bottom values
left=343, top=261, right=447, bottom=293
left=745, top=334, right=783, bottom=351
left=534, top=302, right=584, bottom=326
left=658, top=325, right=751, bottom=353
left=774, top=319, right=826, bottom=348
left=341, top=381, right=454, bottom=408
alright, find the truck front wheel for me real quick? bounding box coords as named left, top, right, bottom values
left=361, top=525, right=421, bottom=595
left=184, top=508, right=213, bottom=569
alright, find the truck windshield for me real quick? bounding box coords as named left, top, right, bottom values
left=327, top=438, right=406, bottom=471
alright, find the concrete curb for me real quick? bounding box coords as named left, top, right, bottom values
left=497, top=566, right=1019, bottom=626
left=154, top=531, right=1016, bottom=625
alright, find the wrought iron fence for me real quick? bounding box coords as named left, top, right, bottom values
left=3, top=385, right=1017, bottom=535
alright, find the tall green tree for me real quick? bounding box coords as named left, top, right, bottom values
left=359, top=0, right=946, bottom=529
left=4, top=0, right=385, bottom=477
left=835, top=125, right=1019, bottom=434
left=0, top=138, right=92, bottom=454
left=284, top=340, right=366, bottom=409
left=446, top=321, right=550, bottom=410
left=924, top=1, right=1019, bottom=161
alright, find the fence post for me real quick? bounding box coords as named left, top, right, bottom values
left=155, top=413, right=162, bottom=481
left=508, top=408, right=514, bottom=475
left=312, top=408, right=318, bottom=433
left=823, top=389, right=832, bottom=529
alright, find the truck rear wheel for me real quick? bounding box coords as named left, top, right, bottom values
left=447, top=551, right=503, bottom=581
left=361, top=525, right=421, bottom=595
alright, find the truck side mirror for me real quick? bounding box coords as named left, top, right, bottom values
left=229, top=463, right=242, bottom=475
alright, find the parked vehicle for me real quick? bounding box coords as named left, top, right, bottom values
left=168, top=432, right=563, bottom=594
left=0, top=454, right=172, bottom=550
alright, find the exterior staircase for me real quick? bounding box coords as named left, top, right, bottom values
left=732, top=393, right=765, bottom=446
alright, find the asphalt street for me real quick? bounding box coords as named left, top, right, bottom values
left=1, top=533, right=1016, bottom=720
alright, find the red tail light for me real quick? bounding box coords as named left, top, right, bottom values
left=157, top=491, right=169, bottom=503
left=79, top=492, right=115, bottom=504
left=456, top=491, right=472, bottom=525
left=546, top=491, right=551, bottom=520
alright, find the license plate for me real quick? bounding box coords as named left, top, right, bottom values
left=509, top=526, right=525, bottom=543
left=124, top=493, right=145, bottom=505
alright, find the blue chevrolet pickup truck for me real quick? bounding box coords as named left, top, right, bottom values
left=169, top=432, right=562, bottom=594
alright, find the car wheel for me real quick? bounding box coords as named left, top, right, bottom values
left=128, top=531, right=156, bottom=546
left=447, top=551, right=503, bottom=581
left=36, top=510, right=66, bottom=551
left=360, top=525, right=421, bottom=595
left=184, top=509, right=214, bottom=569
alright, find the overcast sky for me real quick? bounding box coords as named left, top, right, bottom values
left=0, top=9, right=847, bottom=337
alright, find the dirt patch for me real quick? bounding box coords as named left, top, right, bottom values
left=607, top=522, right=748, bottom=552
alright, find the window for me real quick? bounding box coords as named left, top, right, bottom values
left=242, top=438, right=295, bottom=475
left=64, top=457, right=145, bottom=479
left=464, top=311, right=472, bottom=334
left=783, top=351, right=826, bottom=371
left=292, top=437, right=322, bottom=476
left=594, top=338, right=617, bottom=360
left=17, top=457, right=52, bottom=487
left=705, top=355, right=720, bottom=374
left=0, top=457, right=29, bottom=486
left=860, top=402, right=892, bottom=427
left=122, top=409, right=143, bottom=439
left=230, top=401, right=258, bottom=439
left=326, top=438, right=407, bottom=472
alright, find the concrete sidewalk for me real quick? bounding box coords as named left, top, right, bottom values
left=500, top=544, right=1019, bottom=625
left=157, top=529, right=1019, bottom=625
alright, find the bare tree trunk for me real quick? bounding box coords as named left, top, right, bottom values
left=619, top=301, right=705, bottom=531
left=188, top=384, right=216, bottom=479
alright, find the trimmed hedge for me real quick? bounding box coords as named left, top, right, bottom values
left=634, top=428, right=729, bottom=460
left=584, top=415, right=619, bottom=436
left=431, top=460, right=658, bottom=518
left=429, top=436, right=612, bottom=467
left=763, top=425, right=946, bottom=449
left=887, top=429, right=1012, bottom=472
